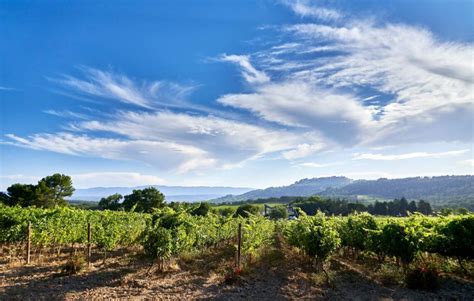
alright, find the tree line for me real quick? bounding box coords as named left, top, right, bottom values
left=292, top=196, right=433, bottom=216
left=0, top=174, right=74, bottom=208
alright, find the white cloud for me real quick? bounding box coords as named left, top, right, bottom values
left=43, top=110, right=89, bottom=119
left=460, top=159, right=474, bottom=168
left=0, top=172, right=165, bottom=190
left=281, top=22, right=474, bottom=145
left=5, top=109, right=327, bottom=171
left=0, top=175, right=39, bottom=190
left=353, top=149, right=469, bottom=161
left=218, top=81, right=376, bottom=144
left=218, top=54, right=270, bottom=84
left=297, top=162, right=339, bottom=168
left=71, top=172, right=165, bottom=188
left=283, top=143, right=326, bottom=160
left=76, top=110, right=328, bottom=163
left=52, top=67, right=196, bottom=109
left=284, top=0, right=342, bottom=21
left=4, top=133, right=214, bottom=173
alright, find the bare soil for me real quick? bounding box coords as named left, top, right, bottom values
left=1, top=238, right=473, bottom=300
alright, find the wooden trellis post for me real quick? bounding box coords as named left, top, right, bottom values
left=87, top=223, right=92, bottom=267
left=236, top=223, right=242, bottom=270
left=26, top=222, right=31, bottom=264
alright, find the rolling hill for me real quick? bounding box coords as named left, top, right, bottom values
left=211, top=175, right=474, bottom=209
left=210, top=176, right=352, bottom=203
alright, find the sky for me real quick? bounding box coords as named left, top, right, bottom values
left=0, top=0, right=473, bottom=190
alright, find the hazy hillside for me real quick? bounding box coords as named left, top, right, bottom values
left=211, top=175, right=474, bottom=209
left=72, top=185, right=253, bottom=202
left=321, top=175, right=474, bottom=208
left=211, top=176, right=352, bottom=203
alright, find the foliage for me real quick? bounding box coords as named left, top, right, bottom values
left=340, top=212, right=378, bottom=252
left=284, top=211, right=341, bottom=264
left=5, top=174, right=74, bottom=208
left=0, top=205, right=149, bottom=251
left=122, top=187, right=165, bottom=213
left=268, top=205, right=288, bottom=220
left=35, top=174, right=74, bottom=207
left=191, top=202, right=211, bottom=216
left=291, top=196, right=433, bottom=217
left=234, top=204, right=260, bottom=217
left=142, top=208, right=274, bottom=268
left=430, top=215, right=474, bottom=261
left=98, top=193, right=123, bottom=211
left=6, top=184, right=37, bottom=207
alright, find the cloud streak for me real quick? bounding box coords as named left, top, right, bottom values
left=284, top=0, right=342, bottom=21
left=52, top=67, right=196, bottom=110
left=353, top=149, right=469, bottom=161
left=218, top=54, right=270, bottom=84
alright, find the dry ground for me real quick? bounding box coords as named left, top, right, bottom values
left=1, top=237, right=473, bottom=300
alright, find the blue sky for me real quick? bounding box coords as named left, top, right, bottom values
left=1, top=0, right=473, bottom=189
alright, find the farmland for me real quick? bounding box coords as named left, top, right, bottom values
left=1, top=205, right=473, bottom=299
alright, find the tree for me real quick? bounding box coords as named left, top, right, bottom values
left=7, top=184, right=36, bottom=207
left=98, top=193, right=123, bottom=210
left=417, top=200, right=432, bottom=215
left=191, top=202, right=211, bottom=216
left=373, top=201, right=388, bottom=215
left=269, top=205, right=288, bottom=220
left=122, top=187, right=165, bottom=213
left=399, top=197, right=409, bottom=216
left=408, top=201, right=417, bottom=213
left=0, top=192, right=11, bottom=206
left=34, top=174, right=74, bottom=207
left=234, top=204, right=260, bottom=217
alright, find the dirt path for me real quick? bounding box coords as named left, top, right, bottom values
left=1, top=235, right=474, bottom=300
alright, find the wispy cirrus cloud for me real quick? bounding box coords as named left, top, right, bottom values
left=4, top=132, right=214, bottom=173
left=283, top=0, right=343, bottom=21
left=51, top=67, right=196, bottom=110
left=220, top=7, right=474, bottom=149
left=5, top=109, right=327, bottom=173
left=4, top=2, right=473, bottom=180
left=353, top=149, right=469, bottom=161
left=217, top=54, right=270, bottom=84
left=218, top=81, right=377, bottom=145
left=43, top=110, right=89, bottom=120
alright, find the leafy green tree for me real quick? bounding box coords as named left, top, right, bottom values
left=98, top=193, right=123, bottom=210
left=191, top=202, right=211, bottom=216
left=122, top=187, right=165, bottom=213
left=35, top=174, right=74, bottom=207
left=269, top=205, right=288, bottom=220
left=6, top=184, right=36, bottom=207
left=234, top=204, right=260, bottom=217
left=417, top=200, right=433, bottom=215
left=0, top=192, right=12, bottom=206
left=214, top=207, right=236, bottom=216
left=408, top=201, right=417, bottom=213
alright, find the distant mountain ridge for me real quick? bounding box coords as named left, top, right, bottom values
left=211, top=176, right=352, bottom=203
left=320, top=175, right=474, bottom=208
left=210, top=175, right=474, bottom=209
left=72, top=185, right=253, bottom=202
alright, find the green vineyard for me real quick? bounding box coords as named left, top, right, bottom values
left=1, top=204, right=472, bottom=271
